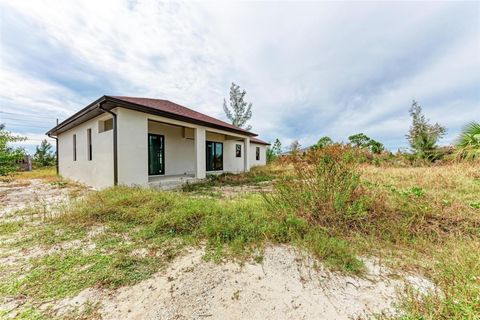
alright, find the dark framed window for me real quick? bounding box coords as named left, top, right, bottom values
left=148, top=134, right=165, bottom=175
left=206, top=141, right=223, bottom=171
left=73, top=134, right=77, bottom=161
left=256, top=146, right=260, bottom=161
left=236, top=144, right=241, bottom=158
left=87, top=128, right=92, bottom=161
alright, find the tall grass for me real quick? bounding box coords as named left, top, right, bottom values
left=54, top=187, right=361, bottom=271
left=266, top=146, right=480, bottom=318
left=265, top=146, right=371, bottom=231
left=266, top=145, right=478, bottom=242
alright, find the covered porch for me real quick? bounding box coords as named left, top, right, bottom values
left=146, top=119, right=251, bottom=182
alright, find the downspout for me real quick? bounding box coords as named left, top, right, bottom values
left=99, top=103, right=118, bottom=186
left=47, top=133, right=58, bottom=175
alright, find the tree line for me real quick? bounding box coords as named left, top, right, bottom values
left=0, top=124, right=55, bottom=175
left=266, top=100, right=479, bottom=163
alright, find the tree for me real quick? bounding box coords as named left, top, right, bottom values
left=455, top=121, right=480, bottom=161
left=223, top=82, right=253, bottom=130
left=368, top=140, right=385, bottom=154
left=348, top=133, right=371, bottom=148
left=33, top=139, right=56, bottom=167
left=271, top=138, right=282, bottom=155
left=0, top=124, right=26, bottom=175
left=406, top=100, right=446, bottom=160
left=289, top=140, right=301, bottom=154
left=266, top=138, right=282, bottom=162
left=314, top=136, right=333, bottom=149
left=348, top=133, right=384, bottom=154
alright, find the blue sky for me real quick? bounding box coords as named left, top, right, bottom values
left=0, top=0, right=479, bottom=153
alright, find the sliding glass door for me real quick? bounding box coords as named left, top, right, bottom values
left=148, top=134, right=165, bottom=175
left=206, top=141, right=223, bottom=171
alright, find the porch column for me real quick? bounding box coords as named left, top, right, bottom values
left=194, top=128, right=206, bottom=179
left=244, top=137, right=250, bottom=172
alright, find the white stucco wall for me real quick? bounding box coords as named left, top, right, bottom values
left=250, top=143, right=267, bottom=167
left=57, top=114, right=114, bottom=188
left=148, top=121, right=195, bottom=176
left=117, top=108, right=148, bottom=186
left=57, top=107, right=268, bottom=188
left=223, top=140, right=245, bottom=173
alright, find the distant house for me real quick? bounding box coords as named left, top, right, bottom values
left=18, top=155, right=32, bottom=171
left=46, top=96, right=269, bottom=189
left=280, top=146, right=311, bottom=157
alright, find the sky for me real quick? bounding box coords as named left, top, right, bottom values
left=0, top=0, right=479, bottom=154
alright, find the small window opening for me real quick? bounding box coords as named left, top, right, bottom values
left=73, top=134, right=77, bottom=161
left=99, top=118, right=113, bottom=133
left=256, top=146, right=260, bottom=161
left=236, top=144, right=241, bottom=158
left=87, top=128, right=92, bottom=161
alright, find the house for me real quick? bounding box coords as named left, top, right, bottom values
left=46, top=96, right=269, bottom=189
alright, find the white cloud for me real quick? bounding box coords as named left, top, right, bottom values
left=0, top=0, right=478, bottom=150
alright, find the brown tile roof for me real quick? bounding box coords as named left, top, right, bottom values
left=47, top=95, right=267, bottom=141
left=110, top=96, right=255, bottom=136
left=250, top=137, right=270, bottom=145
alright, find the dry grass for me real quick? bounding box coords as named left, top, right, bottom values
left=12, top=167, right=58, bottom=182
left=267, top=150, right=480, bottom=319
left=1, top=160, right=478, bottom=319
left=357, top=163, right=480, bottom=319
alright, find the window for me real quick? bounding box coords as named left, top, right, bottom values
left=236, top=144, right=241, bottom=158
left=256, top=146, right=260, bottom=161
left=99, top=118, right=113, bottom=133
left=73, top=134, right=77, bottom=161
left=87, top=128, right=92, bottom=161
left=206, top=141, right=223, bottom=171
left=148, top=134, right=165, bottom=175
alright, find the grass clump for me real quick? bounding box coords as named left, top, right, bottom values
left=182, top=165, right=279, bottom=192
left=0, top=186, right=362, bottom=306
left=267, top=145, right=478, bottom=242
left=266, top=145, right=370, bottom=230
left=265, top=146, right=480, bottom=318
left=399, top=239, right=480, bottom=319
left=56, top=187, right=358, bottom=270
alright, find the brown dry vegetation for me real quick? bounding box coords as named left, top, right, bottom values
left=0, top=154, right=479, bottom=319
left=267, top=146, right=479, bottom=319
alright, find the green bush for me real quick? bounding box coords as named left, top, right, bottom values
left=265, top=145, right=370, bottom=231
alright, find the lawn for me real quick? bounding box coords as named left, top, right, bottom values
left=0, top=157, right=478, bottom=319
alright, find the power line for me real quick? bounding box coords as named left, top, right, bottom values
left=0, top=116, right=58, bottom=123
left=1, top=117, right=54, bottom=125
left=2, top=123, right=52, bottom=130
left=0, top=110, right=60, bottom=120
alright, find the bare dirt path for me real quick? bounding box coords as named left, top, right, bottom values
left=52, top=246, right=434, bottom=320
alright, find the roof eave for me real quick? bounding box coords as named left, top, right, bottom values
left=105, top=96, right=257, bottom=137
left=46, top=95, right=109, bottom=136
left=46, top=95, right=258, bottom=137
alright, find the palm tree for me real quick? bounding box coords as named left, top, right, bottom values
left=455, top=121, right=480, bottom=161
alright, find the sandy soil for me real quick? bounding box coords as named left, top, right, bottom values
left=0, top=179, right=72, bottom=220
left=212, top=183, right=273, bottom=198
left=1, top=179, right=436, bottom=319
left=51, top=246, right=434, bottom=320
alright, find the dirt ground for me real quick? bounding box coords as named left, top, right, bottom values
left=0, top=179, right=436, bottom=319
left=0, top=179, right=73, bottom=221
left=50, top=246, right=434, bottom=320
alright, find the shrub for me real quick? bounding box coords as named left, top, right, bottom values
left=33, top=139, right=56, bottom=167
left=265, top=145, right=370, bottom=231
left=0, top=124, right=26, bottom=175
left=406, top=100, right=446, bottom=161
left=455, top=121, right=480, bottom=161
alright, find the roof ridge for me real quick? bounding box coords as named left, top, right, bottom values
left=109, top=96, right=258, bottom=137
